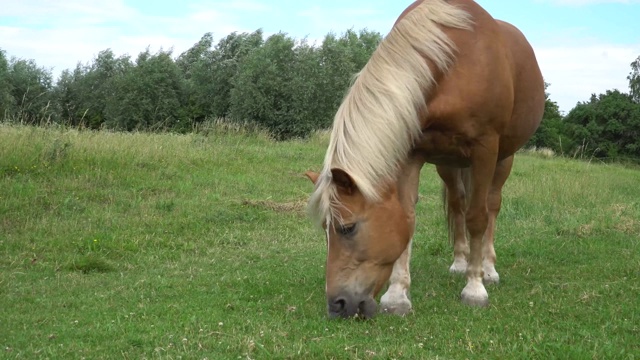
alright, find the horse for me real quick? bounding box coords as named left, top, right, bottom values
left=305, top=0, right=544, bottom=319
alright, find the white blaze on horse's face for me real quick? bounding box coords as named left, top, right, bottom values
left=307, top=169, right=414, bottom=319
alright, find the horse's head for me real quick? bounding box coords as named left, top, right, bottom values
left=306, top=167, right=418, bottom=319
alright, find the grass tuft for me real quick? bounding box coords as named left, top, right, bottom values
left=522, top=146, right=556, bottom=158
left=67, top=255, right=116, bottom=274
left=42, top=138, right=73, bottom=164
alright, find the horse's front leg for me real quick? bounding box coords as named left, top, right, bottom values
left=482, top=156, right=514, bottom=285
left=380, top=240, right=413, bottom=315
left=461, top=140, right=499, bottom=307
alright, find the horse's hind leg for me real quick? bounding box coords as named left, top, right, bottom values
left=437, top=166, right=469, bottom=274
left=380, top=240, right=413, bottom=315
left=483, top=155, right=514, bottom=285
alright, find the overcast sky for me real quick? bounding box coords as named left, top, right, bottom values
left=1, top=0, right=639, bottom=113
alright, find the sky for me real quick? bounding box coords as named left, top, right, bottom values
left=1, top=0, right=639, bottom=114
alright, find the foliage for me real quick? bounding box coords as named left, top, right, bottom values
left=563, top=90, right=640, bottom=160
left=526, top=82, right=567, bottom=152
left=527, top=77, right=640, bottom=163
left=229, top=33, right=314, bottom=139
left=315, top=29, right=383, bottom=124
left=54, top=50, right=133, bottom=128
left=176, top=32, right=215, bottom=123
left=0, top=49, right=13, bottom=118
left=104, top=48, right=187, bottom=131
left=4, top=56, right=55, bottom=124
left=179, top=30, right=265, bottom=123
left=208, top=30, right=265, bottom=120
left=1, top=28, right=383, bottom=139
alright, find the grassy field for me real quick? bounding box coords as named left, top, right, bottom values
left=1, top=123, right=639, bottom=359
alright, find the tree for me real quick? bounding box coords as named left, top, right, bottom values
left=53, top=69, right=78, bottom=124
left=176, top=32, right=214, bottom=80
left=104, top=48, right=187, bottom=131
left=202, top=30, right=264, bottom=121
left=629, top=55, right=640, bottom=103
left=3, top=28, right=391, bottom=139
left=54, top=50, right=133, bottom=128
left=6, top=57, right=55, bottom=124
left=177, top=30, right=265, bottom=123
left=315, top=29, right=383, bottom=128
left=0, top=49, right=13, bottom=119
left=288, top=40, right=325, bottom=133
left=526, top=82, right=568, bottom=152
left=229, top=33, right=301, bottom=138
left=176, top=33, right=215, bottom=123
left=564, top=90, right=640, bottom=160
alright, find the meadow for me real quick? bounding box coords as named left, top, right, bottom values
left=1, top=123, right=639, bottom=359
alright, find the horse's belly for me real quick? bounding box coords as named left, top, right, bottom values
left=423, top=155, right=472, bottom=167
left=414, top=130, right=472, bottom=168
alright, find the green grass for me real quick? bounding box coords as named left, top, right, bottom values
left=1, top=124, right=639, bottom=359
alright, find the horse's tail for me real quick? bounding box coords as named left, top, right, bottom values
left=441, top=168, right=472, bottom=244
left=441, top=181, right=454, bottom=245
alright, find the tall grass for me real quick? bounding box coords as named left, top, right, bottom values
left=1, top=123, right=639, bottom=359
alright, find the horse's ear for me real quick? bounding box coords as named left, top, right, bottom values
left=304, top=171, right=320, bottom=184
left=330, top=168, right=357, bottom=195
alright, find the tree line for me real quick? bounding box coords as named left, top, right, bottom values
left=532, top=58, right=640, bottom=162
left=1, top=29, right=639, bottom=161
left=0, top=29, right=380, bottom=140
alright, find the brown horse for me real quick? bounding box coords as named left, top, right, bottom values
left=306, top=0, right=544, bottom=319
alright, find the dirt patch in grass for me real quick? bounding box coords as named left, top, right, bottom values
left=611, top=203, right=640, bottom=235
left=242, top=199, right=307, bottom=215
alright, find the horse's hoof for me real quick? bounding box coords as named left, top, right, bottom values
left=483, top=261, right=500, bottom=285
left=483, top=271, right=500, bottom=285
left=380, top=300, right=412, bottom=315
left=380, top=293, right=412, bottom=316
left=449, top=259, right=467, bottom=274
left=460, top=281, right=489, bottom=307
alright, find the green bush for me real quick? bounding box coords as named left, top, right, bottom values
left=564, top=90, right=640, bottom=160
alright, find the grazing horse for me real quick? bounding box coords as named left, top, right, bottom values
left=306, top=0, right=544, bottom=319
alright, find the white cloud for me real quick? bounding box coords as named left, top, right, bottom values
left=298, top=5, right=392, bottom=35
left=0, top=0, right=136, bottom=25
left=0, top=1, right=251, bottom=78
left=219, top=0, right=270, bottom=12
left=535, top=44, right=640, bottom=112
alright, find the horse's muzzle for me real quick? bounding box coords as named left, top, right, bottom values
left=327, top=294, right=377, bottom=319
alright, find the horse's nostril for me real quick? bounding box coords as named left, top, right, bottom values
left=358, top=299, right=377, bottom=319
left=328, top=296, right=377, bottom=319
left=328, top=297, right=348, bottom=318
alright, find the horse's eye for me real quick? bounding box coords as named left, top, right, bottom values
left=338, top=223, right=357, bottom=236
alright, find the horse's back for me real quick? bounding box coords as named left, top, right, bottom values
left=495, top=20, right=545, bottom=157
left=415, top=0, right=544, bottom=163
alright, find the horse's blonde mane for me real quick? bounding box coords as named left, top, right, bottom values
left=308, top=0, right=473, bottom=226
